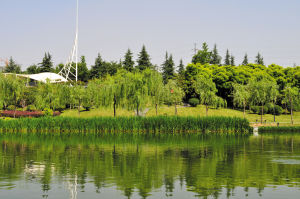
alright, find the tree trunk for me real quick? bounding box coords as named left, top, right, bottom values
left=14, top=107, right=16, bottom=118
left=290, top=99, right=293, bottom=125
left=136, top=103, right=139, bottom=116
left=243, top=105, right=246, bottom=119
left=273, top=106, right=276, bottom=122
left=206, top=105, right=208, bottom=117
left=155, top=104, right=158, bottom=116
left=78, top=101, right=81, bottom=115
left=113, top=96, right=116, bottom=117
left=261, top=105, right=264, bottom=124
left=174, top=103, right=177, bottom=116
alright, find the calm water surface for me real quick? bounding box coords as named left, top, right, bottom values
left=0, top=133, right=299, bottom=199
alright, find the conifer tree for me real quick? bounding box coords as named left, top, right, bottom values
left=210, top=44, right=221, bottom=65
left=192, top=42, right=211, bottom=64
left=38, top=52, right=53, bottom=73
left=255, top=53, right=264, bottom=65
left=26, top=65, right=38, bottom=74
left=89, top=53, right=105, bottom=79
left=78, top=56, right=89, bottom=82
left=230, top=55, right=235, bottom=66
left=177, top=59, right=185, bottom=74
left=162, top=52, right=175, bottom=84
left=4, top=57, right=21, bottom=73
left=242, top=54, right=249, bottom=65
left=224, top=50, right=231, bottom=65
left=123, top=49, right=134, bottom=72
left=137, top=45, right=151, bottom=71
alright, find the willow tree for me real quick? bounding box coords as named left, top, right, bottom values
left=193, top=76, right=218, bottom=116
left=249, top=78, right=278, bottom=123
left=164, top=80, right=184, bottom=115
left=143, top=69, right=164, bottom=115
left=232, top=84, right=250, bottom=118
left=71, top=84, right=88, bottom=115
left=282, top=85, right=299, bottom=124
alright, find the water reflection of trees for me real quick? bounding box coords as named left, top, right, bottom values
left=0, top=134, right=299, bottom=198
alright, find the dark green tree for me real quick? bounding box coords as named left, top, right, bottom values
left=78, top=56, right=89, bottom=82
left=137, top=45, right=152, bottom=71
left=224, top=50, right=230, bottom=65
left=26, top=64, right=38, bottom=74
left=90, top=54, right=106, bottom=79
left=123, top=49, right=134, bottom=72
left=242, top=54, right=248, bottom=65
left=4, top=57, right=21, bottom=73
left=210, top=44, right=221, bottom=65
left=162, top=52, right=175, bottom=84
left=255, top=53, right=264, bottom=65
left=177, top=59, right=185, bottom=74
left=192, top=42, right=211, bottom=64
left=230, top=55, right=235, bottom=66
left=38, top=52, right=53, bottom=73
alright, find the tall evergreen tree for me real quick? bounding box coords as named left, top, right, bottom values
left=177, top=59, right=185, bottom=74
left=137, top=45, right=151, bottom=71
left=224, top=50, right=231, bottom=65
left=255, top=53, right=264, bottom=65
left=192, top=42, right=211, bottom=64
left=78, top=56, right=89, bottom=82
left=4, top=57, right=21, bottom=73
left=89, top=53, right=106, bottom=79
left=242, top=54, right=249, bottom=65
left=38, top=52, right=53, bottom=72
left=26, top=64, right=38, bottom=74
left=162, top=52, right=175, bottom=84
left=123, top=49, right=134, bottom=72
left=210, top=44, right=221, bottom=65
left=230, top=55, right=235, bottom=66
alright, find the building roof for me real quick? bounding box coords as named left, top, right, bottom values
left=18, top=72, right=68, bottom=83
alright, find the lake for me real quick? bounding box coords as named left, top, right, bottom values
left=0, top=133, right=299, bottom=199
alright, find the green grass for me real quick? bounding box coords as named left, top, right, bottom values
left=0, top=116, right=251, bottom=134
left=61, top=107, right=134, bottom=118
left=259, top=126, right=300, bottom=133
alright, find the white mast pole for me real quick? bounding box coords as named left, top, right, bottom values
left=75, top=0, right=79, bottom=82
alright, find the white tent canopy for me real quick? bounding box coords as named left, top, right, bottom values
left=18, top=72, right=68, bottom=83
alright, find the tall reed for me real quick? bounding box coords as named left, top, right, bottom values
left=0, top=116, right=251, bottom=134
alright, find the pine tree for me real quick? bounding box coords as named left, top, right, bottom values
left=192, top=42, right=211, bottom=64
left=177, top=59, right=185, bottom=74
left=26, top=64, right=38, bottom=74
left=224, top=49, right=231, bottom=65
left=137, top=45, right=151, bottom=71
left=123, top=49, right=134, bottom=72
left=4, top=57, right=21, bottom=73
left=242, top=54, right=248, bottom=65
left=210, top=44, right=221, bottom=65
left=38, top=52, right=53, bottom=72
left=78, top=56, right=89, bottom=82
left=230, top=55, right=235, bottom=66
left=162, top=52, right=175, bottom=84
left=89, top=53, right=106, bottom=79
left=255, top=53, right=264, bottom=65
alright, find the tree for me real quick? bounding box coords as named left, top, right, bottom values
left=164, top=80, right=184, bottom=115
left=137, top=45, right=152, bottom=71
left=255, top=53, right=264, bottom=65
left=162, top=52, right=175, bottom=84
left=38, top=52, right=54, bottom=73
left=177, top=59, right=185, bottom=74
left=249, top=78, right=277, bottom=123
left=224, top=50, right=230, bottom=65
left=4, top=57, right=21, bottom=73
left=192, top=42, right=211, bottom=64
left=123, top=49, right=135, bottom=72
left=71, top=84, right=88, bottom=115
left=78, top=56, right=89, bottom=82
left=90, top=53, right=105, bottom=79
left=242, top=54, right=248, bottom=65
left=193, top=76, right=219, bottom=116
left=230, top=55, right=235, bottom=66
left=210, top=44, right=221, bottom=65
left=282, top=85, right=299, bottom=124
left=26, top=65, right=38, bottom=74
left=232, top=84, right=250, bottom=118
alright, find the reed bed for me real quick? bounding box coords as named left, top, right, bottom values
left=0, top=116, right=251, bottom=134
left=259, top=126, right=300, bottom=133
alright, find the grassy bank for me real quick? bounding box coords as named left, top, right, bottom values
left=259, top=126, right=300, bottom=133
left=0, top=116, right=251, bottom=134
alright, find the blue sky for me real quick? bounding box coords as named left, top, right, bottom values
left=1, top=0, right=300, bottom=69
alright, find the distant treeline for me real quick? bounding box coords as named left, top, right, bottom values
left=1, top=43, right=299, bottom=123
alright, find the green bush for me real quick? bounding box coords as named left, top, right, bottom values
left=26, top=105, right=37, bottom=112
left=266, top=103, right=274, bottom=114
left=258, top=106, right=268, bottom=115
left=274, top=105, right=283, bottom=115
left=251, top=106, right=260, bottom=114
left=43, top=108, right=53, bottom=116
left=188, top=98, right=200, bottom=107
left=7, top=105, right=16, bottom=111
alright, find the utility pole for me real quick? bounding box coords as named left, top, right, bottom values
left=192, top=43, right=198, bottom=55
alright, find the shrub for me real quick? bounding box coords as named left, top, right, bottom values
left=44, top=108, right=53, bottom=117
left=7, top=105, right=16, bottom=111
left=251, top=106, right=260, bottom=114
left=188, top=98, right=200, bottom=107
left=26, top=105, right=37, bottom=112
left=274, top=105, right=283, bottom=115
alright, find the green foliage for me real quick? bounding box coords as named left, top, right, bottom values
left=210, top=44, right=221, bottom=65
left=6, top=105, right=16, bottom=111
left=38, top=52, right=53, bottom=72
left=177, top=59, right=185, bottom=74
left=192, top=42, right=212, bottom=64
left=90, top=53, right=105, bottom=79
left=242, top=54, right=248, bottom=65
left=255, top=52, right=264, bottom=65
left=251, top=106, right=260, bottom=114
left=123, top=49, right=135, bottom=72
left=188, top=98, right=200, bottom=107
left=137, top=45, right=152, bottom=71
left=162, top=52, right=175, bottom=84
left=44, top=108, right=53, bottom=116
left=259, top=126, right=300, bottom=133
left=4, top=57, right=21, bottom=73
left=26, top=105, right=36, bottom=112
left=26, top=64, right=38, bottom=74
left=224, top=50, right=230, bottom=65
left=78, top=56, right=89, bottom=82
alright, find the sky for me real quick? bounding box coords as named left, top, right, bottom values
left=0, top=0, right=300, bottom=70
